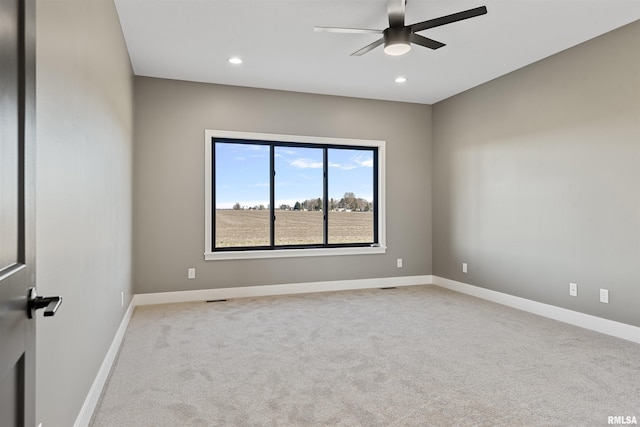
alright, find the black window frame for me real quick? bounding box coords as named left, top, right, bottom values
left=211, top=137, right=379, bottom=252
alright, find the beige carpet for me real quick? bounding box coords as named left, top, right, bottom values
left=91, top=285, right=639, bottom=426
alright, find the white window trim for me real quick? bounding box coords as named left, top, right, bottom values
left=204, top=129, right=386, bottom=261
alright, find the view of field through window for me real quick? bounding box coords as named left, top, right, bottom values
left=214, top=140, right=376, bottom=249
left=215, top=210, right=373, bottom=248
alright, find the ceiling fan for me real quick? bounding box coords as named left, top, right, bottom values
left=314, top=0, right=487, bottom=56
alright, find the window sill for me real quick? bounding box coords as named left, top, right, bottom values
left=204, top=245, right=387, bottom=261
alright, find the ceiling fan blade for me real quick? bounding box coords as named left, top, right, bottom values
left=410, top=33, right=445, bottom=50
left=387, top=0, right=405, bottom=27
left=350, top=38, right=384, bottom=56
left=314, top=26, right=382, bottom=34
left=410, top=6, right=487, bottom=33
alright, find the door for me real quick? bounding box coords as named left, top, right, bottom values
left=1, top=0, right=36, bottom=425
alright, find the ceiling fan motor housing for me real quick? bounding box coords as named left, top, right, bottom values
left=383, top=27, right=411, bottom=55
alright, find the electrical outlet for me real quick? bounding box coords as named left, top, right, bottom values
left=188, top=268, right=196, bottom=279
left=462, top=263, right=468, bottom=273
left=599, top=288, right=609, bottom=304
left=569, top=283, right=577, bottom=297
left=397, top=259, right=403, bottom=268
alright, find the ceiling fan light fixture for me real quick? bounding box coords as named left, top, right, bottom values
left=383, top=27, right=411, bottom=56
left=384, top=42, right=411, bottom=56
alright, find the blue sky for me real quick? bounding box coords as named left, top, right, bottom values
left=215, top=143, right=374, bottom=209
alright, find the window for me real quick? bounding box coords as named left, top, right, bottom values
left=204, top=130, right=386, bottom=260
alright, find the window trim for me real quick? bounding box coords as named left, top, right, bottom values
left=204, top=129, right=386, bottom=260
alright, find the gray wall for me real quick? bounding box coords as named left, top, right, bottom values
left=432, top=21, right=640, bottom=327
left=35, top=1, right=134, bottom=426
left=133, top=78, right=432, bottom=294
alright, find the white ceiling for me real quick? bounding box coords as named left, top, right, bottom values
left=114, top=0, right=640, bottom=104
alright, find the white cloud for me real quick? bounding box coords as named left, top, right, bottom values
left=327, top=153, right=373, bottom=170
left=355, top=157, right=373, bottom=167
left=290, top=158, right=323, bottom=169
left=329, top=161, right=354, bottom=170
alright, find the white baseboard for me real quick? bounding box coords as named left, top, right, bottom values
left=432, top=276, right=640, bottom=344
left=74, top=300, right=136, bottom=427
left=133, top=275, right=433, bottom=306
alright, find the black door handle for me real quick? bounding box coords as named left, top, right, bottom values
left=27, top=287, right=62, bottom=318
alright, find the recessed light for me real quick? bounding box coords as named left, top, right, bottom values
left=395, top=76, right=407, bottom=83
left=228, top=57, right=243, bottom=65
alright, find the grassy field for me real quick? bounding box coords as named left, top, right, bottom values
left=215, top=210, right=373, bottom=247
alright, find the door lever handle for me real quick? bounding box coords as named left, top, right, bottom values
left=28, top=287, right=62, bottom=318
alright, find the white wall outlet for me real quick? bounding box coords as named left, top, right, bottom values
left=569, top=283, right=577, bottom=297
left=397, top=258, right=403, bottom=268
left=599, top=288, right=609, bottom=304
left=462, top=263, right=468, bottom=273
left=188, top=268, right=196, bottom=279
left=121, top=291, right=124, bottom=307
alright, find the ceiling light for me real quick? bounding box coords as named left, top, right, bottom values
left=395, top=76, right=407, bottom=84
left=384, top=42, right=411, bottom=56
left=228, top=57, right=242, bottom=65
left=383, top=27, right=411, bottom=56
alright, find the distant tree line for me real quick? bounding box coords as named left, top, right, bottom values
left=279, top=192, right=372, bottom=212
left=232, top=203, right=267, bottom=211
left=231, top=193, right=372, bottom=212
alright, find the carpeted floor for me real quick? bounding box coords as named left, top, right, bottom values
left=90, top=285, right=640, bottom=426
